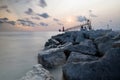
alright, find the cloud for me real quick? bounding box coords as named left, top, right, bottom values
left=0, top=18, right=15, bottom=25
left=89, top=10, right=97, bottom=17
left=89, top=10, right=92, bottom=13
left=40, top=22, right=48, bottom=26
left=89, top=13, right=97, bottom=17
left=37, top=13, right=50, bottom=18
left=53, top=18, right=59, bottom=22
left=6, top=21, right=16, bottom=25
left=57, top=23, right=63, bottom=26
left=31, top=16, right=40, bottom=20
left=25, top=8, right=34, bottom=15
left=17, top=19, right=37, bottom=27
left=0, top=5, right=11, bottom=13
left=0, top=5, right=8, bottom=10
left=77, top=16, right=87, bottom=22
left=15, top=0, right=31, bottom=3
left=0, top=18, right=8, bottom=23
left=6, top=9, right=11, bottom=13
left=39, top=0, right=47, bottom=8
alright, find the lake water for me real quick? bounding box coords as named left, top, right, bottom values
left=0, top=32, right=60, bottom=80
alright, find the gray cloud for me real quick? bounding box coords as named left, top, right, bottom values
left=0, top=5, right=11, bottom=13
left=25, top=8, right=34, bottom=15
left=40, top=22, right=48, bottom=26
left=57, top=23, right=63, bottom=26
left=0, top=18, right=8, bottom=23
left=17, top=19, right=37, bottom=27
left=53, top=18, right=59, bottom=22
left=0, top=5, right=8, bottom=10
left=0, top=18, right=15, bottom=25
left=37, top=13, right=50, bottom=18
left=89, top=10, right=97, bottom=17
left=39, top=0, right=47, bottom=8
left=89, top=13, right=97, bottom=17
left=6, top=21, right=16, bottom=25
left=89, top=10, right=92, bottom=13
left=15, top=0, right=31, bottom=3
left=31, top=16, right=40, bottom=20
left=77, top=16, right=87, bottom=22
left=6, top=9, right=11, bottom=13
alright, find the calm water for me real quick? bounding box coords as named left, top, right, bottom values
left=0, top=32, right=60, bottom=80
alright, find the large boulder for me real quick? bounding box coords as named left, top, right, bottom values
left=74, top=31, right=85, bottom=43
left=19, top=64, right=54, bottom=80
left=83, top=29, right=112, bottom=40
left=63, top=48, right=120, bottom=80
left=112, top=40, right=120, bottom=48
left=63, top=44, right=97, bottom=55
left=67, top=52, right=98, bottom=63
left=94, top=31, right=118, bottom=55
left=38, top=48, right=66, bottom=68
left=44, top=39, right=60, bottom=49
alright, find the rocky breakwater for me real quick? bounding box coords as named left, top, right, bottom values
left=38, top=29, right=120, bottom=80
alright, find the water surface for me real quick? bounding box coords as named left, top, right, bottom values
left=0, top=32, right=59, bottom=80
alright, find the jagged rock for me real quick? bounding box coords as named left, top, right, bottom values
left=64, top=44, right=97, bottom=55
left=84, top=29, right=112, bottom=40
left=80, top=39, right=96, bottom=48
left=112, top=40, right=120, bottom=48
left=38, top=48, right=66, bottom=68
left=74, top=31, right=85, bottom=43
left=67, top=52, right=98, bottom=63
left=63, top=48, right=120, bottom=80
left=45, top=39, right=60, bottom=49
left=113, top=33, right=120, bottom=40
left=19, top=64, right=54, bottom=80
left=94, top=32, right=117, bottom=55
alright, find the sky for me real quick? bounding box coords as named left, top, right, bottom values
left=0, top=0, right=120, bottom=31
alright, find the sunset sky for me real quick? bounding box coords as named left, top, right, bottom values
left=0, top=0, right=120, bottom=31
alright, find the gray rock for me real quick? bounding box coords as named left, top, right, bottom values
left=45, top=39, right=60, bottom=49
left=38, top=48, right=66, bottom=68
left=61, top=44, right=97, bottom=56
left=84, top=29, right=112, bottom=40
left=67, top=52, right=98, bottom=63
left=112, top=40, right=120, bottom=48
left=75, top=31, right=85, bottom=43
left=63, top=48, right=120, bottom=80
left=95, top=33, right=116, bottom=55
left=80, top=39, right=96, bottom=48
left=19, top=64, right=54, bottom=80
left=113, top=33, right=120, bottom=40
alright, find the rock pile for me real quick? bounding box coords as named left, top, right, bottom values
left=38, top=29, right=120, bottom=80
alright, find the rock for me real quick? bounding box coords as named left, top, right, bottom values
left=84, top=29, right=112, bottom=40
left=67, top=52, right=98, bottom=63
left=19, top=64, right=54, bottom=80
left=105, top=31, right=118, bottom=38
left=75, top=31, right=85, bottom=43
left=80, top=39, right=96, bottom=48
left=95, top=32, right=116, bottom=55
left=45, top=39, right=60, bottom=49
left=113, top=33, right=120, bottom=40
left=52, top=31, right=74, bottom=44
left=62, top=44, right=97, bottom=56
left=112, top=40, right=120, bottom=48
left=63, top=48, right=120, bottom=80
left=38, top=48, right=66, bottom=68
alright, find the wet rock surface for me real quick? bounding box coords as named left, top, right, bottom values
left=37, top=29, right=120, bottom=80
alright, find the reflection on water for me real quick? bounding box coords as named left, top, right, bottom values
left=0, top=32, right=59, bottom=80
